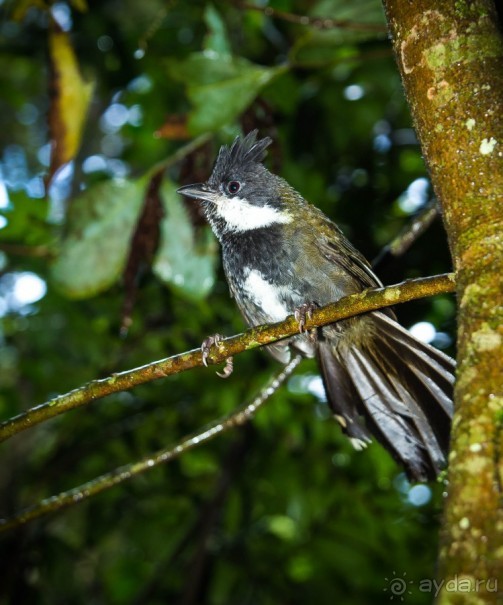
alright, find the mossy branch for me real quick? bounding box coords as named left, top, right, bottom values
left=382, top=0, right=503, bottom=597
left=237, top=1, right=387, bottom=33
left=0, top=356, right=302, bottom=533
left=0, top=273, right=455, bottom=444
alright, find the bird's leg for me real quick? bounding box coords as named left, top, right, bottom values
left=294, top=302, right=319, bottom=342
left=201, top=334, right=234, bottom=379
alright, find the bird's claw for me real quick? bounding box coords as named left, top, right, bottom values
left=201, top=333, right=224, bottom=367
left=201, top=333, right=234, bottom=378
left=216, top=356, right=234, bottom=379
left=294, top=302, right=318, bottom=334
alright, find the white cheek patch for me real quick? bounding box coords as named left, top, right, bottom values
left=243, top=269, right=290, bottom=322
left=213, top=193, right=292, bottom=232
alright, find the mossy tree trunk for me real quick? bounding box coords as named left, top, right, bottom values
left=381, top=1, right=503, bottom=602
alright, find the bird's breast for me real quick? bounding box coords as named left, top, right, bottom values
left=241, top=268, right=294, bottom=322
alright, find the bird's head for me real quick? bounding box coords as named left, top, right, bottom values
left=177, top=131, right=300, bottom=239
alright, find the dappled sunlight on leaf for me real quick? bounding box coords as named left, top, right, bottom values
left=51, top=178, right=146, bottom=298
left=154, top=180, right=218, bottom=301
left=169, top=53, right=286, bottom=134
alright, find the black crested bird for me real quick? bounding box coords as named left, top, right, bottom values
left=178, top=131, right=454, bottom=481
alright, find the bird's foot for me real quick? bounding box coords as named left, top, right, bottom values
left=216, top=356, right=234, bottom=379
left=294, top=302, right=318, bottom=334
left=201, top=333, right=223, bottom=367
left=201, top=333, right=234, bottom=379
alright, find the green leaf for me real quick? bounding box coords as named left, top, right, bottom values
left=153, top=181, right=218, bottom=301
left=203, top=4, right=231, bottom=56
left=168, top=53, right=285, bottom=134
left=51, top=178, right=145, bottom=298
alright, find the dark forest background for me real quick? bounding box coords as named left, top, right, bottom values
left=0, top=1, right=458, bottom=603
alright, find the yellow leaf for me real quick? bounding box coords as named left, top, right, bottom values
left=48, top=23, right=94, bottom=183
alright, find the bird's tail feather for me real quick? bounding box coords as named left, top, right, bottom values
left=318, top=311, right=455, bottom=481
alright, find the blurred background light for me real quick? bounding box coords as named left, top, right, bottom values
left=100, top=103, right=130, bottom=133
left=51, top=2, right=72, bottom=31
left=407, top=484, right=432, bottom=507
left=16, top=103, right=39, bottom=126
left=127, top=75, right=152, bottom=94
left=343, top=84, right=365, bottom=101
left=97, top=35, right=114, bottom=52
left=409, top=321, right=436, bottom=344
left=26, top=176, right=45, bottom=198
left=83, top=154, right=108, bottom=174
left=0, top=271, right=47, bottom=316
left=12, top=272, right=47, bottom=305
left=0, top=177, right=8, bottom=208
left=398, top=177, right=430, bottom=214
left=288, top=374, right=327, bottom=403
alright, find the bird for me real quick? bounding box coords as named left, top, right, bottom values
left=177, top=130, right=455, bottom=481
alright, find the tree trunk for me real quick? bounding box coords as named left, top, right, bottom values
left=381, top=1, right=503, bottom=602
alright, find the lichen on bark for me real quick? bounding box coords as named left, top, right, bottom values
left=381, top=0, right=503, bottom=603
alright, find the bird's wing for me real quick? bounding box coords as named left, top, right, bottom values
left=317, top=223, right=383, bottom=290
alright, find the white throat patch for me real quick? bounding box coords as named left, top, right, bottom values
left=212, top=193, right=292, bottom=233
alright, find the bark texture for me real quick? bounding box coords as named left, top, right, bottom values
left=381, top=1, right=503, bottom=602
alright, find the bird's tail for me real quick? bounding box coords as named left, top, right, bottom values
left=318, top=311, right=454, bottom=481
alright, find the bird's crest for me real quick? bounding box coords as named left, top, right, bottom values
left=208, top=130, right=272, bottom=187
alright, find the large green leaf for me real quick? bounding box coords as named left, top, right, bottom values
left=168, top=53, right=285, bottom=134
left=51, top=178, right=145, bottom=298
left=153, top=181, right=218, bottom=301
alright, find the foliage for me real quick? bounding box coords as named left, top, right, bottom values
left=0, top=1, right=456, bottom=603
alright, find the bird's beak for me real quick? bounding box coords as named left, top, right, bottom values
left=177, top=183, right=216, bottom=203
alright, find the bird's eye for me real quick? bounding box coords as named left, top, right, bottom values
left=227, top=181, right=241, bottom=195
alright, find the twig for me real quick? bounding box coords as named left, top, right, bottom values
left=372, top=202, right=439, bottom=269
left=0, top=356, right=302, bottom=533
left=0, top=243, right=54, bottom=259
left=147, top=132, right=212, bottom=178
left=237, top=1, right=387, bottom=33
left=132, top=427, right=253, bottom=605
left=136, top=1, right=176, bottom=55
left=0, top=273, right=456, bottom=444
left=177, top=426, right=253, bottom=605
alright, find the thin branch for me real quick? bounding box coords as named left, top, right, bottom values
left=0, top=355, right=302, bottom=533
left=147, top=132, right=212, bottom=178
left=0, top=273, right=456, bottom=444
left=177, top=427, right=253, bottom=605
left=372, top=202, right=439, bottom=269
left=237, top=1, right=387, bottom=33
left=0, top=243, right=55, bottom=259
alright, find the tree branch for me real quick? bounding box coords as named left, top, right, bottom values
left=372, top=202, right=439, bottom=269
left=237, top=1, right=387, bottom=33
left=0, top=273, right=455, bottom=444
left=0, top=355, right=302, bottom=533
